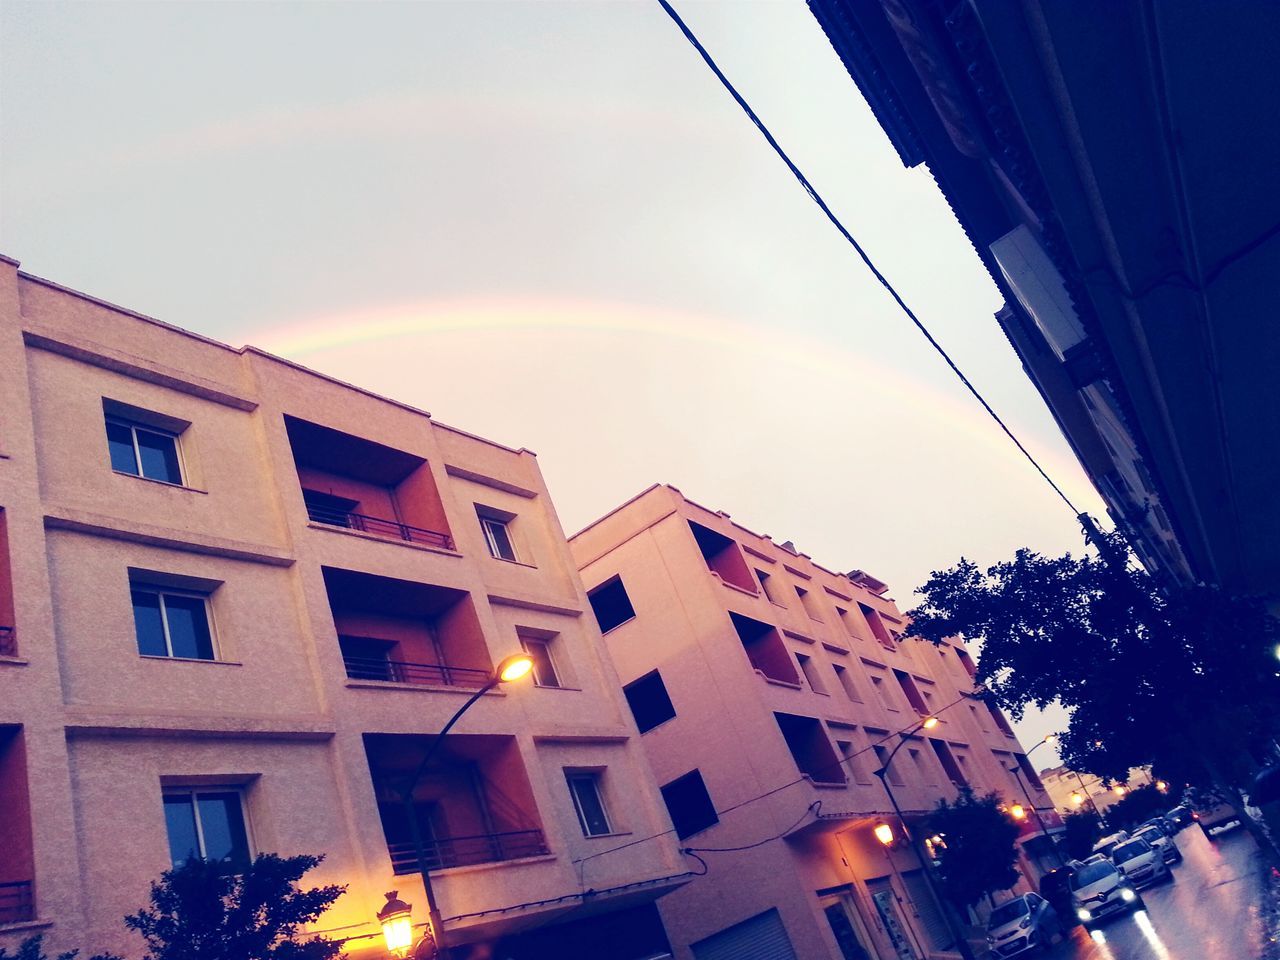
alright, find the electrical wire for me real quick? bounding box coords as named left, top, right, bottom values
left=655, top=0, right=1082, bottom=517
left=683, top=800, right=822, bottom=853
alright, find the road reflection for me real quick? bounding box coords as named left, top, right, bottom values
left=1133, top=910, right=1174, bottom=960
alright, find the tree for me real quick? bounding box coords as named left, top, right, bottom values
left=124, top=854, right=346, bottom=960
left=907, top=534, right=1280, bottom=853
left=1105, top=784, right=1178, bottom=832
left=0, top=935, right=119, bottom=960
left=1061, top=810, right=1102, bottom=861
left=925, top=788, right=1022, bottom=909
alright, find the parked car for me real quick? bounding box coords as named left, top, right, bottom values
left=1091, top=830, right=1129, bottom=859
left=1110, top=837, right=1171, bottom=887
left=1038, top=866, right=1078, bottom=927
left=985, top=892, right=1061, bottom=958
left=1165, top=805, right=1194, bottom=830
left=1139, top=816, right=1172, bottom=837
left=1133, top=824, right=1182, bottom=865
left=1194, top=800, right=1243, bottom=839
left=1071, top=859, right=1145, bottom=927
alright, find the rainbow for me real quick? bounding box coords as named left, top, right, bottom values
left=251, top=295, right=1097, bottom=505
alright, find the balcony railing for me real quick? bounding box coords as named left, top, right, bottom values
left=0, top=880, right=34, bottom=924
left=0, top=626, right=14, bottom=658
left=344, top=655, right=491, bottom=689
left=387, top=829, right=549, bottom=874
left=306, top=504, right=453, bottom=551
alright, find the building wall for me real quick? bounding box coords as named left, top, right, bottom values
left=571, top=485, right=1048, bottom=960
left=0, top=257, right=683, bottom=958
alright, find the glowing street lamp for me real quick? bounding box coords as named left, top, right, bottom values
left=922, top=716, right=939, bottom=730
left=1010, top=804, right=1027, bottom=821
left=378, top=892, right=415, bottom=958
left=874, top=821, right=895, bottom=846
left=496, top=653, right=535, bottom=683
left=1155, top=780, right=1169, bottom=793
left=1113, top=784, right=1127, bottom=797
left=1071, top=792, right=1085, bottom=807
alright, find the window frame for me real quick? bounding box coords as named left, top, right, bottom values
left=623, top=669, right=677, bottom=734
left=131, top=584, right=218, bottom=661
left=565, top=771, right=613, bottom=838
left=106, top=415, right=185, bottom=486
left=520, top=635, right=561, bottom=688
left=478, top=514, right=519, bottom=562
left=162, top=787, right=253, bottom=871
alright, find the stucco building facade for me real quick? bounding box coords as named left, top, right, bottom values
left=0, top=256, right=685, bottom=959
left=571, top=485, right=1056, bottom=960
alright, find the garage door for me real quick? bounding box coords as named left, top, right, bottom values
left=691, top=908, right=798, bottom=960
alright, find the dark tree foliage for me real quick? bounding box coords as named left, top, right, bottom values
left=907, top=535, right=1280, bottom=817
left=124, top=854, right=346, bottom=960
left=0, top=936, right=119, bottom=960
left=1061, top=810, right=1103, bottom=861
left=925, top=788, right=1022, bottom=909
left=1105, top=784, right=1179, bottom=831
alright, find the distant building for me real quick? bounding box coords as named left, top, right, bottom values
left=0, top=256, right=684, bottom=959
left=809, top=1, right=1280, bottom=598
left=571, top=485, right=1057, bottom=960
left=1040, top=765, right=1156, bottom=817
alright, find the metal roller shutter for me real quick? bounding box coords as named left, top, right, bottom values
left=691, top=908, right=799, bottom=960
left=900, top=870, right=950, bottom=953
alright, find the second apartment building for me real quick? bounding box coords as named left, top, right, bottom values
left=0, top=257, right=685, bottom=959
left=571, top=485, right=1055, bottom=960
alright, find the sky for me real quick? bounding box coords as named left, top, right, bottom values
left=0, top=0, right=1099, bottom=762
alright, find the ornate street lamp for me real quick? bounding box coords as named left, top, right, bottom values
left=378, top=892, right=417, bottom=958
left=874, top=821, right=895, bottom=846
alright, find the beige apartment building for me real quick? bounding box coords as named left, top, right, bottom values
left=571, top=486, right=1057, bottom=960
left=0, top=255, right=686, bottom=959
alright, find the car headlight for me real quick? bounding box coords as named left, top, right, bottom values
left=1121, top=888, right=1137, bottom=902
left=1077, top=907, right=1092, bottom=921
left=1019, top=917, right=1032, bottom=929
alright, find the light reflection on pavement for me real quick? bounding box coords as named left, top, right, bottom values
left=1032, top=826, right=1264, bottom=960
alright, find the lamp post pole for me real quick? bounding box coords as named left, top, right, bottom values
left=395, top=655, right=533, bottom=960
left=1009, top=736, right=1065, bottom=868
left=873, top=719, right=977, bottom=960
left=1072, top=770, right=1101, bottom=816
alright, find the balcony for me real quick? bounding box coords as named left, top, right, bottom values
left=0, top=627, right=14, bottom=658
left=286, top=415, right=454, bottom=552
left=386, top=829, right=549, bottom=873
left=324, top=568, right=494, bottom=690
left=774, top=712, right=846, bottom=786
left=0, top=880, right=32, bottom=924
left=365, top=733, right=548, bottom=876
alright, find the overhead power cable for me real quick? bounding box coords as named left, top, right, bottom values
left=655, top=0, right=1082, bottom=517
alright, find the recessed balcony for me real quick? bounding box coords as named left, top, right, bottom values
left=364, top=733, right=549, bottom=875
left=730, top=612, right=801, bottom=685
left=286, top=416, right=454, bottom=551
left=324, top=568, right=493, bottom=690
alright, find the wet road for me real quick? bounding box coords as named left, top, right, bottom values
left=1038, top=826, right=1266, bottom=960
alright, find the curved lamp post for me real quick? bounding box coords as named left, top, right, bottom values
left=873, top=715, right=977, bottom=960
left=395, top=653, right=535, bottom=960
left=1006, top=734, right=1066, bottom=868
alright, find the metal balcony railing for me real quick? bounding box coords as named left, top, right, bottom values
left=387, top=829, right=549, bottom=875
left=306, top=504, right=453, bottom=551
left=343, top=655, right=491, bottom=689
left=0, top=880, right=34, bottom=924
left=0, top=626, right=14, bottom=658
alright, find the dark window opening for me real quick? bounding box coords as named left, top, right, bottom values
left=588, top=577, right=636, bottom=634
left=986, top=701, right=1016, bottom=737
left=832, top=663, right=862, bottom=702
left=624, top=670, right=676, bottom=733
left=893, top=670, right=929, bottom=716
left=774, top=712, right=844, bottom=785
left=872, top=741, right=904, bottom=786
left=929, top=739, right=967, bottom=787
left=756, top=569, right=783, bottom=605
left=730, top=612, right=800, bottom=685
left=660, top=770, right=718, bottom=839
left=859, top=603, right=894, bottom=648
left=688, top=520, right=756, bottom=592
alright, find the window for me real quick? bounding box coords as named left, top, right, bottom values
left=834, top=737, right=870, bottom=784
left=859, top=603, right=894, bottom=649
left=566, top=772, right=612, bottom=837
left=478, top=511, right=518, bottom=561
left=163, top=789, right=251, bottom=872
left=795, top=653, right=827, bottom=694
left=660, top=769, right=718, bottom=839
left=587, top=577, right=636, bottom=633
left=131, top=586, right=215, bottom=660
left=520, top=635, right=561, bottom=688
left=795, top=586, right=822, bottom=621
left=908, top=747, right=936, bottom=785
left=623, top=670, right=676, bottom=733
left=835, top=606, right=856, bottom=637
left=872, top=743, right=903, bottom=786
left=106, top=416, right=182, bottom=484
left=756, top=569, right=783, bottom=605
left=870, top=675, right=897, bottom=711
left=832, top=663, right=862, bottom=702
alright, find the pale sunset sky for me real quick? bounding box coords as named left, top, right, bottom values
left=0, top=0, right=1101, bottom=761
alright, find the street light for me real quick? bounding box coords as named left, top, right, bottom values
left=1156, top=780, right=1169, bottom=793
left=1071, top=792, right=1085, bottom=807
left=1113, top=784, right=1127, bottom=797
left=1006, top=735, right=1065, bottom=868
left=378, top=892, right=415, bottom=958
left=873, top=716, right=975, bottom=960
left=1010, top=804, right=1026, bottom=821
left=397, top=652, right=535, bottom=959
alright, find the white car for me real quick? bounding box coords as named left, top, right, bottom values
left=985, top=893, right=1061, bottom=958
left=1110, top=837, right=1170, bottom=888
left=1071, top=859, right=1145, bottom=927
left=1133, top=824, right=1182, bottom=865
left=1091, top=830, right=1128, bottom=859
